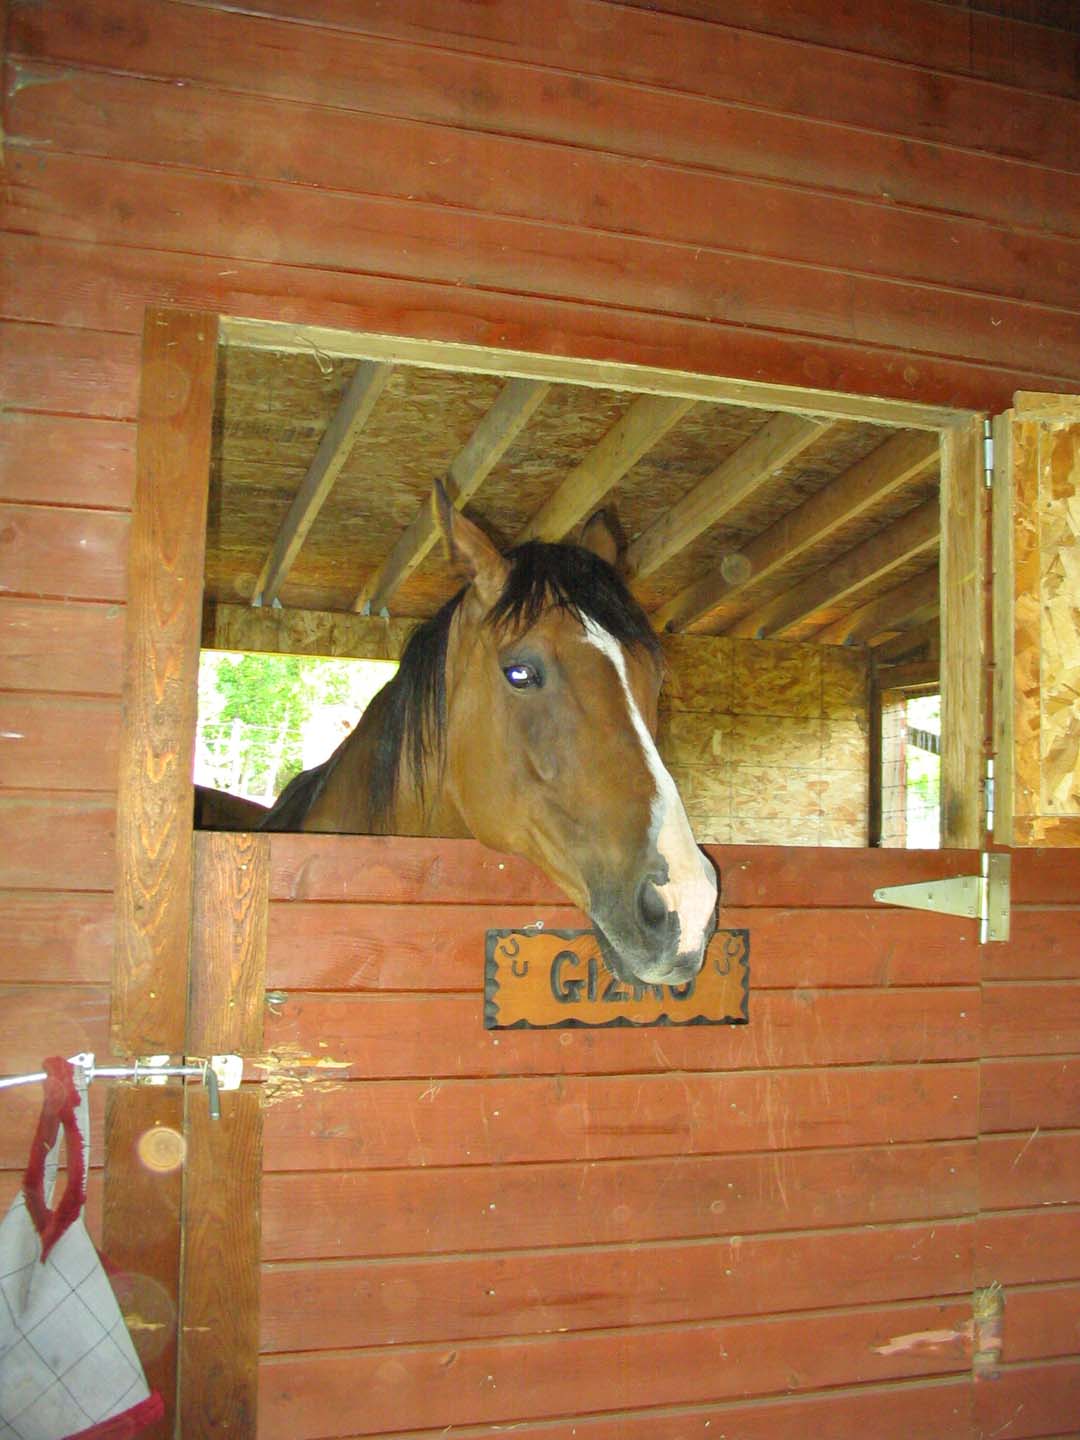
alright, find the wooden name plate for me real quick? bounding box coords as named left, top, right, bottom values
left=484, top=927, right=749, bottom=1030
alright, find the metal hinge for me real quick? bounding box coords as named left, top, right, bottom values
left=873, top=852, right=1010, bottom=943
left=983, top=418, right=994, bottom=488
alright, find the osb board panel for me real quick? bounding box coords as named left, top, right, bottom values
left=658, top=636, right=869, bottom=845
left=204, top=340, right=934, bottom=634
left=1038, top=421, right=1080, bottom=816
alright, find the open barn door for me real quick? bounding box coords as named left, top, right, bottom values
left=992, top=394, right=1080, bottom=846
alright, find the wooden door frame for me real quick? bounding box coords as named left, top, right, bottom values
left=106, top=305, right=991, bottom=1430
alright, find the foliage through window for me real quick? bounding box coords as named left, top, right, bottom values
left=195, top=651, right=397, bottom=806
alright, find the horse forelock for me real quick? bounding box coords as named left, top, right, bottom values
left=488, top=541, right=661, bottom=661
left=368, top=540, right=660, bottom=829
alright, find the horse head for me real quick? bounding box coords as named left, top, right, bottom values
left=435, top=483, right=718, bottom=987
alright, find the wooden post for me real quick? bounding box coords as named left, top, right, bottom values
left=939, top=416, right=987, bottom=848
left=112, top=308, right=219, bottom=1054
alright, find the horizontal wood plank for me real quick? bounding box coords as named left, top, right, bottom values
left=981, top=1057, right=1080, bottom=1134
left=0, top=412, right=135, bottom=509
left=0, top=321, right=138, bottom=419
left=261, top=1220, right=973, bottom=1353
left=1001, top=1284, right=1080, bottom=1365
left=984, top=910, right=1080, bottom=979
left=973, top=1360, right=1080, bottom=1440
left=5, top=231, right=1067, bottom=416
left=980, top=1129, right=1080, bottom=1211
left=268, top=836, right=981, bottom=908
left=261, top=1064, right=979, bottom=1171
left=27, top=63, right=1069, bottom=316
left=982, top=981, right=1080, bottom=1058
left=0, top=503, right=130, bottom=603
left=976, top=1207, right=1080, bottom=1287
left=0, top=984, right=112, bottom=1075
left=8, top=151, right=1078, bottom=382
left=0, top=598, right=125, bottom=694
left=259, top=986, right=980, bottom=1079
left=266, top=901, right=979, bottom=990
left=0, top=694, right=119, bottom=791
left=11, top=0, right=1078, bottom=172
left=261, top=1141, right=976, bottom=1260
left=289, top=1375, right=974, bottom=1440
left=0, top=792, right=115, bottom=891
left=0, top=890, right=113, bottom=983
left=256, top=1300, right=972, bottom=1439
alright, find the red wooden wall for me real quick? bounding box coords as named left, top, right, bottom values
left=1, top=0, right=1079, bottom=1433
left=254, top=836, right=1080, bottom=1439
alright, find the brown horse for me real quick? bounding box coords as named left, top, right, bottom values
left=261, top=484, right=718, bottom=986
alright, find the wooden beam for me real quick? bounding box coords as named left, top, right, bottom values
left=627, top=413, right=830, bottom=581
left=874, top=617, right=940, bottom=666
left=205, top=601, right=415, bottom=662
left=654, top=428, right=939, bottom=632
left=730, top=498, right=940, bottom=640
left=940, top=416, right=987, bottom=848
left=188, top=832, right=269, bottom=1056
left=517, top=393, right=695, bottom=542
left=103, top=1086, right=185, bottom=1439
left=179, top=1086, right=262, bottom=1438
left=113, top=308, right=217, bottom=1055
left=253, top=360, right=392, bottom=605
left=816, top=565, right=940, bottom=646
left=353, top=377, right=549, bottom=614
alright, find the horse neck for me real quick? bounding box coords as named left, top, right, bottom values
left=302, top=669, right=466, bottom=837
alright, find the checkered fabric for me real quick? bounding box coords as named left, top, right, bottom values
left=0, top=1061, right=161, bottom=1440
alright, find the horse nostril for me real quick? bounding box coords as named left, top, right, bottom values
left=637, top=878, right=669, bottom=932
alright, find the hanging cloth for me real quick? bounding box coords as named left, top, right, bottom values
left=0, top=1056, right=163, bottom=1439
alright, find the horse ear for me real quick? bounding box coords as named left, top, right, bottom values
left=432, top=479, right=508, bottom=607
left=580, top=507, right=628, bottom=573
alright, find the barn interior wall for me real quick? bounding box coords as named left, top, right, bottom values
left=660, top=635, right=869, bottom=845
left=1, top=0, right=1078, bottom=1434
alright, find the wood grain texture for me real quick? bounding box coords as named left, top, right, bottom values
left=0, top=890, right=114, bottom=983
left=257, top=1299, right=973, bottom=1440
left=179, top=1087, right=262, bottom=1439
left=262, top=1141, right=977, bottom=1260
left=940, top=417, right=987, bottom=848
left=189, top=831, right=269, bottom=1055
left=111, top=308, right=217, bottom=1055
left=0, top=598, right=125, bottom=695
left=102, top=1084, right=185, bottom=1440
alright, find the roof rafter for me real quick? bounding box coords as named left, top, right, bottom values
left=252, top=360, right=393, bottom=606
left=731, top=497, right=941, bottom=639
left=816, top=565, right=940, bottom=646
left=517, top=393, right=695, bottom=543
left=627, top=413, right=832, bottom=583
left=654, top=428, right=939, bottom=633
left=352, top=377, right=550, bottom=615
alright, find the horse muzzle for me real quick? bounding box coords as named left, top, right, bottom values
left=590, top=856, right=719, bottom=988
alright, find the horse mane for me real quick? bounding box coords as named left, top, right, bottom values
left=367, top=540, right=661, bottom=830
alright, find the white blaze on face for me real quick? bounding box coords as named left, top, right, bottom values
left=581, top=619, right=718, bottom=954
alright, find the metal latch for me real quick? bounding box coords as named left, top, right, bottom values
left=873, top=852, right=1010, bottom=943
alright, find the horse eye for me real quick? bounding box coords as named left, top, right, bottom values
left=503, top=662, right=541, bottom=690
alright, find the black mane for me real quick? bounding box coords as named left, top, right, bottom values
left=367, top=540, right=660, bottom=829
